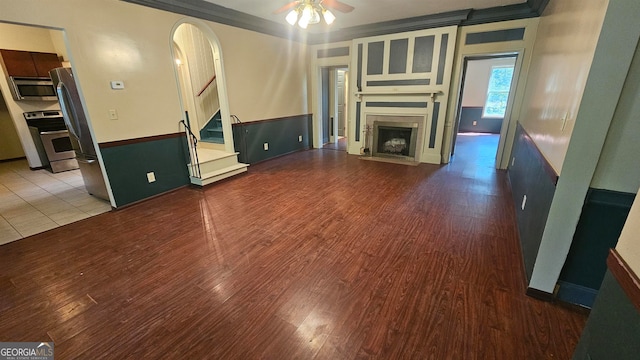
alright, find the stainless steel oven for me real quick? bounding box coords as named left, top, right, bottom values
left=24, top=110, right=78, bottom=173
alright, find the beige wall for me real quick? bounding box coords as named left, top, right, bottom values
left=0, top=0, right=309, bottom=149
left=214, top=23, right=308, bottom=123
left=0, top=95, right=24, bottom=160
left=591, top=43, right=640, bottom=194
left=518, top=0, right=608, bottom=173
left=461, top=57, right=516, bottom=108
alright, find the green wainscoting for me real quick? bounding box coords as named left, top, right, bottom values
left=232, top=114, right=312, bottom=164
left=100, top=134, right=189, bottom=207
left=558, top=189, right=635, bottom=307
left=508, top=123, right=557, bottom=281
left=573, top=270, right=640, bottom=360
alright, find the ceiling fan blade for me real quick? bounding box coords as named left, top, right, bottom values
left=321, top=0, right=354, bottom=13
left=273, top=1, right=299, bottom=14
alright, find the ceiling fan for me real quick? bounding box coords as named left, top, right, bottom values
left=274, top=0, right=355, bottom=28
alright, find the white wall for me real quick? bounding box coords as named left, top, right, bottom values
left=591, top=43, right=640, bottom=194
left=461, top=57, right=516, bottom=108
left=518, top=0, right=609, bottom=174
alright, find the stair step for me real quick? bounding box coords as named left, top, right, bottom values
left=190, top=163, right=248, bottom=186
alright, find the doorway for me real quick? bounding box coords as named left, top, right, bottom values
left=451, top=55, right=517, bottom=166
left=171, top=20, right=234, bottom=153
left=321, top=66, right=349, bottom=151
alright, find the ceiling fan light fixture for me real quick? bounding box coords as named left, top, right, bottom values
left=285, top=9, right=299, bottom=25
left=298, top=15, right=310, bottom=29
left=301, top=4, right=317, bottom=25
left=280, top=0, right=349, bottom=28
left=322, top=8, right=336, bottom=25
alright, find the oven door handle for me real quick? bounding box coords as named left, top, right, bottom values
left=40, top=130, right=69, bottom=136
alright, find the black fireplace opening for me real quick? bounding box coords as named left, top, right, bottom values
left=376, top=126, right=414, bottom=157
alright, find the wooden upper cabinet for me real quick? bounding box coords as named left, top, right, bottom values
left=31, top=52, right=62, bottom=77
left=0, top=49, right=62, bottom=78
left=1, top=49, right=38, bottom=77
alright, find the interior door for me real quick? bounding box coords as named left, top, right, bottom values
left=321, top=68, right=330, bottom=144
left=337, top=69, right=346, bottom=137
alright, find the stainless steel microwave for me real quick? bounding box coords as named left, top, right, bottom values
left=8, top=76, right=58, bottom=101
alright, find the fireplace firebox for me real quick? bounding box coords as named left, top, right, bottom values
left=372, top=121, right=418, bottom=161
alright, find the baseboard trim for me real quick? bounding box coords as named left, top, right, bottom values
left=556, top=281, right=598, bottom=308
left=111, top=185, right=189, bottom=210
left=250, top=147, right=312, bottom=166
left=607, top=249, right=640, bottom=312
left=526, top=287, right=555, bottom=302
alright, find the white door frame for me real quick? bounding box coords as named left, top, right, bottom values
left=310, top=43, right=351, bottom=149
left=442, top=18, right=539, bottom=169
left=449, top=52, right=523, bottom=167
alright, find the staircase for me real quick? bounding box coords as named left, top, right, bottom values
left=189, top=146, right=248, bottom=186
left=180, top=119, right=248, bottom=187
left=200, top=110, right=224, bottom=144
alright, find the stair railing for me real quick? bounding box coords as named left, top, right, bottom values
left=196, top=74, right=216, bottom=97
left=179, top=112, right=201, bottom=179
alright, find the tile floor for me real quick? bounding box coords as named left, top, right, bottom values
left=0, top=159, right=111, bottom=245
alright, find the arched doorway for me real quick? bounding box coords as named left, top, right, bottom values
left=171, top=19, right=234, bottom=153
left=170, top=19, right=247, bottom=186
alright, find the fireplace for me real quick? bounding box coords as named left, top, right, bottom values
left=372, top=121, right=419, bottom=161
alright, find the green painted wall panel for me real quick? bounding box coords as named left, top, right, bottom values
left=508, top=123, right=557, bottom=280
left=232, top=115, right=312, bottom=164
left=573, top=271, right=640, bottom=360
left=100, top=136, right=190, bottom=207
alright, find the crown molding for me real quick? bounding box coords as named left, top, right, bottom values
left=122, top=0, right=545, bottom=44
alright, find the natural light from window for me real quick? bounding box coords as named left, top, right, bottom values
left=483, top=65, right=514, bottom=118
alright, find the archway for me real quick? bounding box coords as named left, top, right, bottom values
left=170, top=19, right=234, bottom=153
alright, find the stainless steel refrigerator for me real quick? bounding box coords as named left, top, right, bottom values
left=50, top=67, right=109, bottom=201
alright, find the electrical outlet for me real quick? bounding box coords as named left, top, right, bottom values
left=298, top=135, right=303, bottom=142
left=472, top=120, right=477, bottom=126
left=147, top=172, right=156, bottom=183
left=521, top=195, right=527, bottom=210
left=108, top=109, right=118, bottom=120
left=263, top=142, right=269, bottom=151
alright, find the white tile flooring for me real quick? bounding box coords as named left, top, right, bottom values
left=0, top=159, right=111, bottom=245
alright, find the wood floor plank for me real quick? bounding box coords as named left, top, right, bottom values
left=0, top=135, right=587, bottom=359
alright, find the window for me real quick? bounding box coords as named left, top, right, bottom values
left=483, top=65, right=514, bottom=118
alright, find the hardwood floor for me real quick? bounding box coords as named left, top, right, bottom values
left=0, top=134, right=587, bottom=359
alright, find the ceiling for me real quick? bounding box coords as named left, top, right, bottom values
left=203, top=0, right=526, bottom=33
left=125, top=0, right=546, bottom=43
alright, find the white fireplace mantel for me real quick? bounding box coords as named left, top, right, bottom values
left=355, top=90, right=444, bottom=101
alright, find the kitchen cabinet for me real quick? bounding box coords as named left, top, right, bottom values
left=0, top=49, right=62, bottom=77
